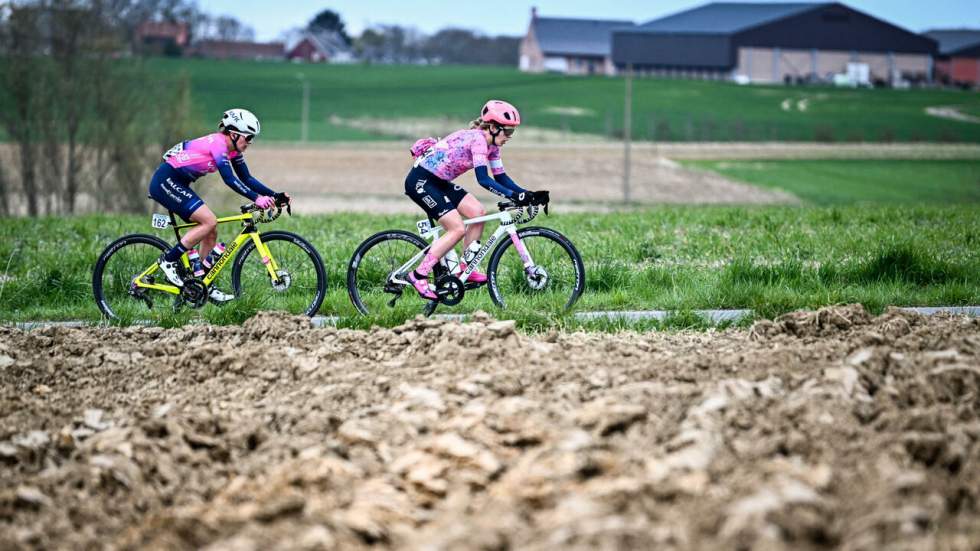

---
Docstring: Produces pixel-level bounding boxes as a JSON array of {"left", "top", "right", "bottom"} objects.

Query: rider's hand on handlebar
[
  {"left": 530, "top": 190, "right": 550, "bottom": 206},
  {"left": 274, "top": 192, "right": 292, "bottom": 215},
  {"left": 255, "top": 195, "right": 275, "bottom": 210}
]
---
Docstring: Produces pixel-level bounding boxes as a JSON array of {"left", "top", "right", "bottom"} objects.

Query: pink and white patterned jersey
[
  {"left": 163, "top": 132, "right": 241, "bottom": 181},
  {"left": 416, "top": 129, "right": 505, "bottom": 182}
]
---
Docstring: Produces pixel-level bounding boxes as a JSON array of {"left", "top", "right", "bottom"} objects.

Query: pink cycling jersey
[
  {"left": 417, "top": 129, "right": 505, "bottom": 181},
  {"left": 163, "top": 132, "right": 240, "bottom": 181}
]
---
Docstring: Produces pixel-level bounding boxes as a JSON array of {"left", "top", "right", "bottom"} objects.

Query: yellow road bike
[{"left": 93, "top": 201, "right": 326, "bottom": 321}]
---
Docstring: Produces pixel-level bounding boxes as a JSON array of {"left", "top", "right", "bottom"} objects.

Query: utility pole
[
  {"left": 623, "top": 63, "right": 633, "bottom": 204},
  {"left": 297, "top": 73, "right": 310, "bottom": 143}
]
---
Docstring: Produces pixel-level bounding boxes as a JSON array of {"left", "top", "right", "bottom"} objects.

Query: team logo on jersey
[{"left": 423, "top": 196, "right": 437, "bottom": 208}]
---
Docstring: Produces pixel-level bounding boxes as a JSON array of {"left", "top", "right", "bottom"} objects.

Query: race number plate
[
  {"left": 151, "top": 214, "right": 170, "bottom": 229},
  {"left": 416, "top": 219, "right": 432, "bottom": 235}
]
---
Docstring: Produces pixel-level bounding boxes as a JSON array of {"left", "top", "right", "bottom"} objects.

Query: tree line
[{"left": 0, "top": 0, "right": 197, "bottom": 216}]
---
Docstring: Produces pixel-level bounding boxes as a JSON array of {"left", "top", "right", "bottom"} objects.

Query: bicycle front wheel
[
  {"left": 486, "top": 227, "right": 585, "bottom": 310},
  {"left": 231, "top": 231, "right": 327, "bottom": 317},
  {"left": 92, "top": 233, "right": 170, "bottom": 321},
  {"left": 347, "top": 230, "right": 427, "bottom": 315}
]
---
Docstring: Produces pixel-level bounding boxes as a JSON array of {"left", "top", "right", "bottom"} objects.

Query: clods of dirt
[{"left": 1, "top": 306, "right": 978, "bottom": 550}]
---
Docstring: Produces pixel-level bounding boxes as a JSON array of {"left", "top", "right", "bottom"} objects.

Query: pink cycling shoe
[
  {"left": 407, "top": 271, "right": 437, "bottom": 300},
  {"left": 459, "top": 262, "right": 487, "bottom": 284}
]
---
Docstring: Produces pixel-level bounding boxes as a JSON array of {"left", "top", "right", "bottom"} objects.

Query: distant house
[
  {"left": 189, "top": 40, "right": 285, "bottom": 61},
  {"left": 287, "top": 30, "right": 354, "bottom": 63},
  {"left": 135, "top": 21, "right": 188, "bottom": 55},
  {"left": 612, "top": 2, "right": 937, "bottom": 85},
  {"left": 520, "top": 8, "right": 633, "bottom": 75},
  {"left": 925, "top": 29, "right": 980, "bottom": 87}
]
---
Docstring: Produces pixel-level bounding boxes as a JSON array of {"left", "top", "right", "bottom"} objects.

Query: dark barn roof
[
  {"left": 532, "top": 17, "right": 634, "bottom": 57},
  {"left": 924, "top": 29, "right": 980, "bottom": 56},
  {"left": 637, "top": 2, "right": 821, "bottom": 34},
  {"left": 613, "top": 2, "right": 937, "bottom": 69}
]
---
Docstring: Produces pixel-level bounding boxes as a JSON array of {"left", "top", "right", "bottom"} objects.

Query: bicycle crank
[
  {"left": 180, "top": 278, "right": 209, "bottom": 308},
  {"left": 434, "top": 274, "right": 465, "bottom": 306}
]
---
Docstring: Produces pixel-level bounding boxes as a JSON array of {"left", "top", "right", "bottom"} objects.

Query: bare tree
[{"left": 0, "top": 0, "right": 196, "bottom": 216}]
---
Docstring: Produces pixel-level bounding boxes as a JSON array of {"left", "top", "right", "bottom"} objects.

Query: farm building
[
  {"left": 611, "top": 2, "right": 937, "bottom": 85},
  {"left": 520, "top": 8, "right": 633, "bottom": 75},
  {"left": 925, "top": 29, "right": 980, "bottom": 88},
  {"left": 188, "top": 40, "right": 284, "bottom": 61},
  {"left": 287, "top": 30, "right": 354, "bottom": 63}
]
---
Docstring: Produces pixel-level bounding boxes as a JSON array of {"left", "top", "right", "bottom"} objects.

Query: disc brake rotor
[
  {"left": 272, "top": 270, "right": 291, "bottom": 292},
  {"left": 526, "top": 266, "right": 549, "bottom": 290}
]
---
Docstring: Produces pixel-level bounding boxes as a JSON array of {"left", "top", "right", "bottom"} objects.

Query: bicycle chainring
[
  {"left": 434, "top": 274, "right": 465, "bottom": 306},
  {"left": 180, "top": 278, "right": 209, "bottom": 308}
]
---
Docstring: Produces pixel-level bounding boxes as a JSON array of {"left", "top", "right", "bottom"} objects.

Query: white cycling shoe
[
  {"left": 209, "top": 288, "right": 235, "bottom": 303},
  {"left": 157, "top": 257, "right": 184, "bottom": 287}
]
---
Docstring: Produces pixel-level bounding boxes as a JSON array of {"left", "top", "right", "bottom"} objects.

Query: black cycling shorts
[
  {"left": 148, "top": 162, "right": 204, "bottom": 221},
  {"left": 404, "top": 165, "right": 469, "bottom": 220}
]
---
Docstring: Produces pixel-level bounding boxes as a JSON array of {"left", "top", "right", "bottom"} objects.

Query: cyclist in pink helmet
[{"left": 404, "top": 99, "right": 549, "bottom": 300}]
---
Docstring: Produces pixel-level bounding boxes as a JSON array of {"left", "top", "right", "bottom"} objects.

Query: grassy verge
[
  {"left": 1, "top": 205, "right": 977, "bottom": 329},
  {"left": 686, "top": 159, "right": 980, "bottom": 205}
]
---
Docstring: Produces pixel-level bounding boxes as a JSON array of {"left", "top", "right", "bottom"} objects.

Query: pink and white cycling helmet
[{"left": 480, "top": 100, "right": 521, "bottom": 127}]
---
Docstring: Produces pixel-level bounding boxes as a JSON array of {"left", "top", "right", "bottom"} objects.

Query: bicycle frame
[
  {"left": 132, "top": 210, "right": 282, "bottom": 296},
  {"left": 393, "top": 208, "right": 537, "bottom": 285}
]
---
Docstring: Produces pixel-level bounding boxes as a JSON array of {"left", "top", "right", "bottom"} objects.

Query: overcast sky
[{"left": 199, "top": 0, "right": 980, "bottom": 41}]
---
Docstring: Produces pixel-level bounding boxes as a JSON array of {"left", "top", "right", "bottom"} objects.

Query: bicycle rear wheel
[
  {"left": 347, "top": 230, "right": 428, "bottom": 315},
  {"left": 486, "top": 227, "right": 585, "bottom": 310},
  {"left": 92, "top": 234, "right": 170, "bottom": 321},
  {"left": 231, "top": 231, "right": 327, "bottom": 317}
]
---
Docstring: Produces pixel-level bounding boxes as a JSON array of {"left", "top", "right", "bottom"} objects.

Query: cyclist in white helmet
[{"left": 148, "top": 108, "right": 289, "bottom": 300}]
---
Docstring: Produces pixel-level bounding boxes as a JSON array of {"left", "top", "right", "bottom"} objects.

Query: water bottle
[
  {"left": 443, "top": 248, "right": 461, "bottom": 274},
  {"left": 202, "top": 242, "right": 226, "bottom": 269},
  {"left": 462, "top": 241, "right": 481, "bottom": 265},
  {"left": 187, "top": 249, "right": 205, "bottom": 278}
]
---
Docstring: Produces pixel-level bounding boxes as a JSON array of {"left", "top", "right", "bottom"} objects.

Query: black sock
[
  {"left": 164, "top": 242, "right": 188, "bottom": 262},
  {"left": 412, "top": 270, "right": 426, "bottom": 280}
]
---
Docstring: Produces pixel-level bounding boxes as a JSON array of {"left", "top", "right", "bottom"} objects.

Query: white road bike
[{"left": 346, "top": 199, "right": 585, "bottom": 316}]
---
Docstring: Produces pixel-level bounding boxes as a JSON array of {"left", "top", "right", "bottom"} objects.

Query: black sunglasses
[
  {"left": 232, "top": 131, "right": 255, "bottom": 143},
  {"left": 501, "top": 126, "right": 516, "bottom": 137}
]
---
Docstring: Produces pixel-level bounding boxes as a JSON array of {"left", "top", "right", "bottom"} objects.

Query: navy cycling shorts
[
  {"left": 404, "top": 165, "right": 469, "bottom": 220},
  {"left": 148, "top": 162, "right": 204, "bottom": 221}
]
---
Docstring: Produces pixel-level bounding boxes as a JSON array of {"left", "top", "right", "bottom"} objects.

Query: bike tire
[
  {"left": 230, "top": 231, "right": 327, "bottom": 317},
  {"left": 347, "top": 230, "right": 428, "bottom": 315},
  {"left": 485, "top": 226, "right": 585, "bottom": 310},
  {"left": 92, "top": 233, "right": 170, "bottom": 321}
]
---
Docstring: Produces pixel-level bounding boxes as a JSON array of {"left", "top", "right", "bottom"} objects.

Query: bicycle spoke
[
  {"left": 348, "top": 231, "right": 426, "bottom": 315},
  {"left": 489, "top": 231, "right": 584, "bottom": 311},
  {"left": 234, "top": 234, "right": 325, "bottom": 316},
  {"left": 94, "top": 237, "right": 167, "bottom": 322}
]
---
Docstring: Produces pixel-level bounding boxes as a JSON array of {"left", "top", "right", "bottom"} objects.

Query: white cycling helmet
[{"left": 219, "top": 108, "right": 261, "bottom": 136}]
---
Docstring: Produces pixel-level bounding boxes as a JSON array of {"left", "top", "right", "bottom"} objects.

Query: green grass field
[
  {"left": 1, "top": 205, "right": 976, "bottom": 329},
  {"left": 143, "top": 58, "right": 980, "bottom": 143},
  {"left": 687, "top": 160, "right": 980, "bottom": 205}
]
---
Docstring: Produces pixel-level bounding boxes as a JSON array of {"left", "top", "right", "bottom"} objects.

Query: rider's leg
[
  {"left": 185, "top": 205, "right": 218, "bottom": 259},
  {"left": 456, "top": 194, "right": 485, "bottom": 249},
  {"left": 407, "top": 210, "right": 463, "bottom": 299},
  {"left": 454, "top": 194, "right": 488, "bottom": 283}
]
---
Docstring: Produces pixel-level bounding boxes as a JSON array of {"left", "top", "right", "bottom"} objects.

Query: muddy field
[
  {"left": 2, "top": 305, "right": 979, "bottom": 550},
  {"left": 4, "top": 142, "right": 980, "bottom": 214}
]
